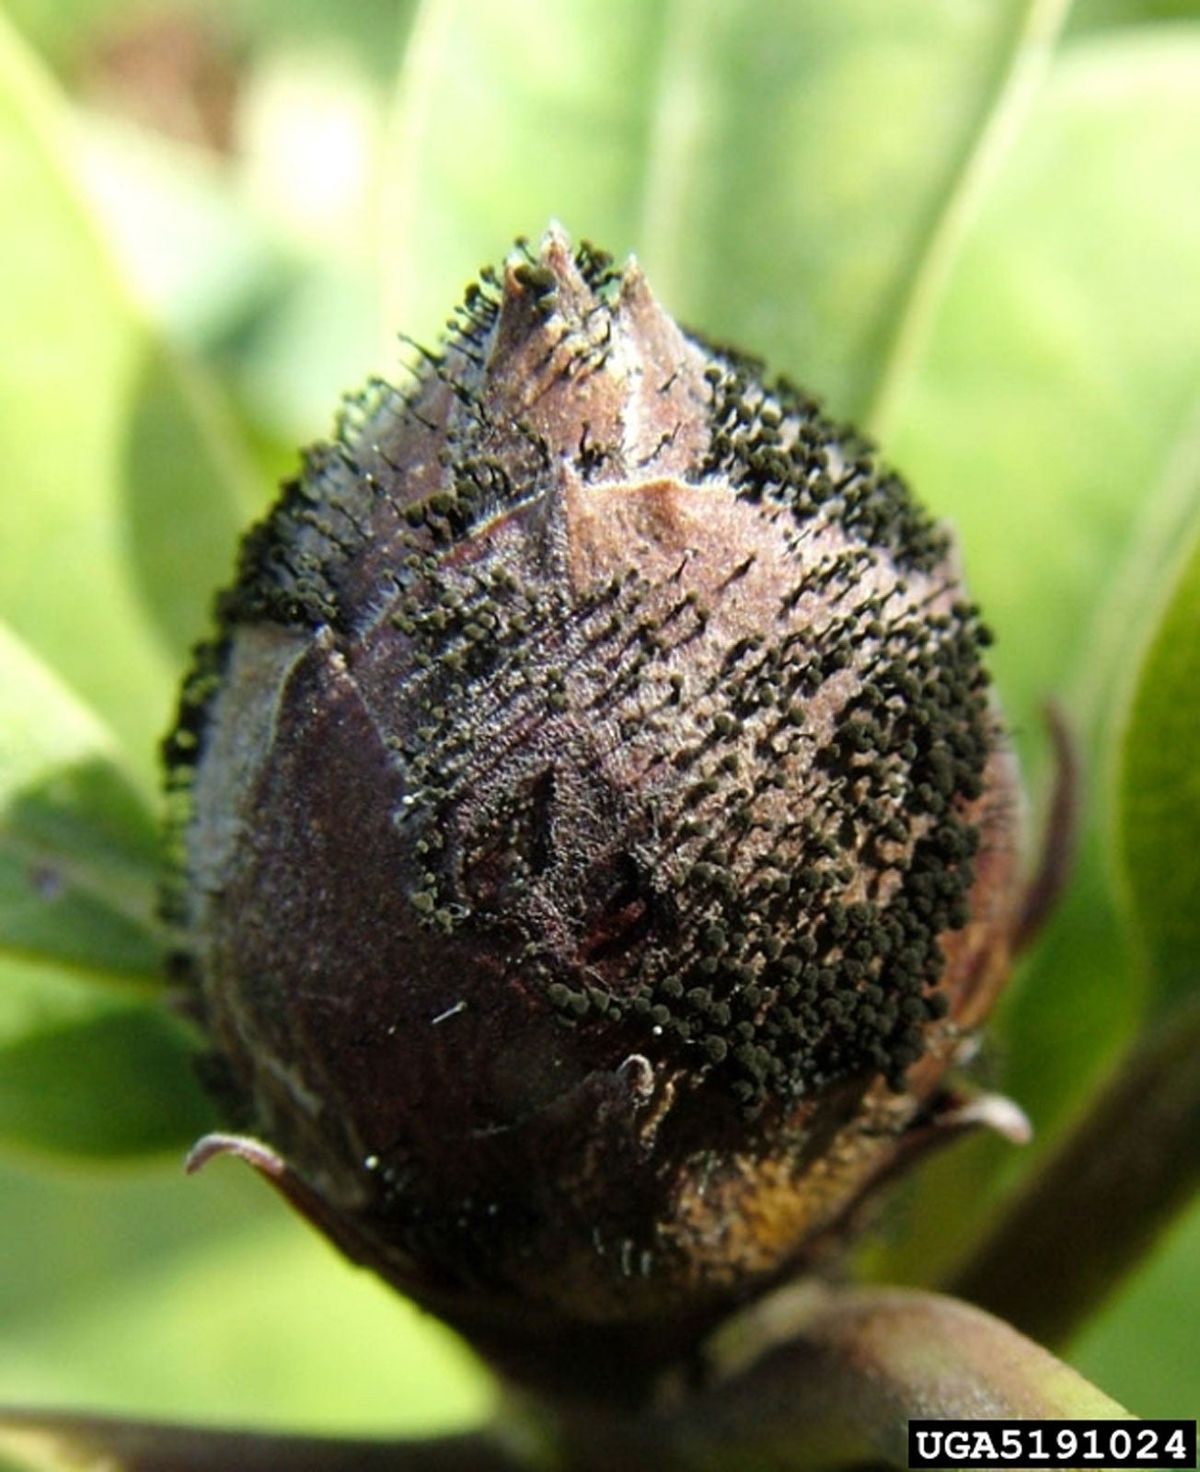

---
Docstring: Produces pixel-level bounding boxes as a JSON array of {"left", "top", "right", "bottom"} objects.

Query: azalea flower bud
[{"left": 165, "top": 226, "right": 1020, "bottom": 1397}]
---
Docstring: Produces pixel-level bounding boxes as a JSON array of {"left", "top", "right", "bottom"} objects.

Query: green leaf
[
  {"left": 636, "top": 0, "right": 1069, "bottom": 432},
  {"left": 1074, "top": 1193, "right": 1200, "bottom": 1418},
  {"left": 232, "top": 0, "right": 417, "bottom": 81},
  {"left": 0, "top": 620, "right": 163, "bottom": 982},
  {"left": 381, "top": 0, "right": 1058, "bottom": 426},
  {"left": 889, "top": 27, "right": 1200, "bottom": 1129},
  {"left": 894, "top": 31, "right": 1200, "bottom": 751},
  {"left": 0, "top": 0, "right": 126, "bottom": 70},
  {"left": 76, "top": 116, "right": 280, "bottom": 349},
  {"left": 232, "top": 258, "right": 384, "bottom": 447},
  {"left": 4, "top": 0, "right": 415, "bottom": 85},
  {"left": 381, "top": 0, "right": 670, "bottom": 346},
  {"left": 0, "top": 9, "right": 252, "bottom": 788},
  {"left": 866, "top": 29, "right": 1200, "bottom": 1293},
  {"left": 1114, "top": 502, "right": 1200, "bottom": 1010},
  {"left": 1, "top": 1208, "right": 493, "bottom": 1433},
  {"left": 0, "top": 618, "right": 201, "bottom": 1164},
  {"left": 0, "top": 954, "right": 215, "bottom": 1159},
  {"left": 1069, "top": 0, "right": 1200, "bottom": 29}
]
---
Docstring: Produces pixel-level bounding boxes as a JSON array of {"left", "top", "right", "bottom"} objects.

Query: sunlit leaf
[
  {"left": 1069, "top": 0, "right": 1200, "bottom": 28},
  {"left": 1, "top": 0, "right": 126, "bottom": 70},
  {"left": 1075, "top": 1194, "right": 1200, "bottom": 1419},
  {"left": 0, "top": 954, "right": 214, "bottom": 1159},
  {"left": 234, "top": 0, "right": 415, "bottom": 80},
  {"left": 0, "top": 1149, "right": 275, "bottom": 1328},
  {"left": 637, "top": 0, "right": 1070, "bottom": 433},
  {"left": 1115, "top": 501, "right": 1200, "bottom": 1011},
  {"left": 77, "top": 114, "right": 280, "bottom": 350},
  {"left": 863, "top": 29, "right": 1200, "bottom": 1312},
  {"left": 381, "top": 0, "right": 669, "bottom": 347},
  {"left": 381, "top": 0, "right": 1059, "bottom": 428},
  {"left": 890, "top": 28, "right": 1200, "bottom": 1133},
  {"left": 0, "top": 9, "right": 251, "bottom": 786},
  {"left": 232, "top": 258, "right": 383, "bottom": 446},
  {"left": 0, "top": 620, "right": 162, "bottom": 982},
  {"left": 1, "top": 1212, "right": 493, "bottom": 1433},
  {"left": 4, "top": 0, "right": 414, "bottom": 87}
]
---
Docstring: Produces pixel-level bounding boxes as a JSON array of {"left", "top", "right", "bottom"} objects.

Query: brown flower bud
[{"left": 165, "top": 226, "right": 1020, "bottom": 1399}]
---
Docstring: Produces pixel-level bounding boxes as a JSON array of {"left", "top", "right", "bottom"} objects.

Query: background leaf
[
  {"left": 866, "top": 25, "right": 1200, "bottom": 1317},
  {"left": 0, "top": 1159, "right": 492, "bottom": 1434},
  {"left": 381, "top": 0, "right": 1052, "bottom": 426},
  {"left": 893, "top": 26, "right": 1200, "bottom": 1130},
  {"left": 0, "top": 620, "right": 162, "bottom": 982},
  {"left": 1069, "top": 0, "right": 1200, "bottom": 28},
  {"left": 3, "top": 0, "right": 416, "bottom": 82},
  {"left": 1073, "top": 1204, "right": 1200, "bottom": 1417},
  {"left": 1114, "top": 505, "right": 1200, "bottom": 1009},
  {"left": 0, "top": 955, "right": 214, "bottom": 1158},
  {"left": 0, "top": 7, "right": 253, "bottom": 789}
]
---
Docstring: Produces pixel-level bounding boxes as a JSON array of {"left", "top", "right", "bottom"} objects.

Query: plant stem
[
  {"left": 0, "top": 1412, "right": 536, "bottom": 1472},
  {"left": 552, "top": 1284, "right": 1131, "bottom": 1471},
  {"left": 2, "top": 1285, "right": 1132, "bottom": 1472},
  {"left": 949, "top": 1000, "right": 1200, "bottom": 1348}
]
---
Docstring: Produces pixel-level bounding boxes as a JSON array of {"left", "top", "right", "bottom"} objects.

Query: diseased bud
[{"left": 165, "top": 226, "right": 1021, "bottom": 1399}]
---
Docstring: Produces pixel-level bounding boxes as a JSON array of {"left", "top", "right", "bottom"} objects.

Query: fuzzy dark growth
[{"left": 166, "top": 228, "right": 1018, "bottom": 1374}]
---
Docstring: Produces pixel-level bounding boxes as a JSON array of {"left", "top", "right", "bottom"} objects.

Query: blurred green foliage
[
  {"left": 1116, "top": 513, "right": 1200, "bottom": 1012},
  {"left": 1, "top": 0, "right": 1198, "bottom": 1444}
]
